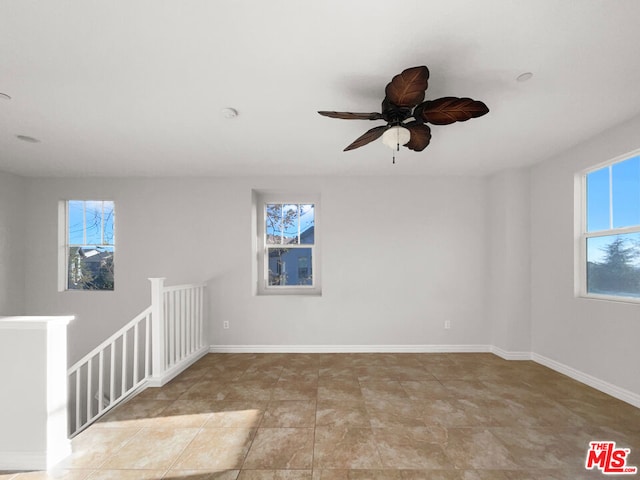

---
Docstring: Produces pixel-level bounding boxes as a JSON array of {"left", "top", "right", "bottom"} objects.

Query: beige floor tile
[
  {"left": 422, "top": 398, "right": 498, "bottom": 427},
  {"left": 372, "top": 425, "right": 448, "bottom": 444},
  {"left": 137, "top": 378, "right": 202, "bottom": 401},
  {"left": 490, "top": 427, "right": 570, "bottom": 469},
  {"left": 59, "top": 427, "right": 140, "bottom": 468},
  {"left": 242, "top": 428, "right": 314, "bottom": 469},
  {"left": 270, "top": 380, "right": 317, "bottom": 401},
  {"left": 164, "top": 471, "right": 239, "bottom": 480},
  {"left": 177, "top": 380, "right": 230, "bottom": 402},
  {"left": 149, "top": 399, "right": 216, "bottom": 428},
  {"left": 365, "top": 398, "right": 427, "bottom": 428},
  {"left": 315, "top": 400, "right": 370, "bottom": 428},
  {"left": 236, "top": 470, "right": 311, "bottom": 479},
  {"left": 359, "top": 381, "right": 410, "bottom": 401},
  {"left": 480, "top": 397, "right": 587, "bottom": 428},
  {"left": 100, "top": 428, "right": 199, "bottom": 470},
  {"left": 387, "top": 366, "right": 437, "bottom": 381},
  {"left": 0, "top": 473, "right": 19, "bottom": 480},
  {"left": 237, "top": 368, "right": 282, "bottom": 384},
  {"left": 372, "top": 427, "right": 451, "bottom": 469},
  {"left": 317, "top": 368, "right": 357, "bottom": 381},
  {"left": 260, "top": 401, "right": 316, "bottom": 427},
  {"left": 13, "top": 471, "right": 93, "bottom": 480},
  {"left": 171, "top": 428, "right": 255, "bottom": 470},
  {"left": 95, "top": 397, "right": 173, "bottom": 429},
  {"left": 202, "top": 402, "right": 265, "bottom": 429},
  {"left": 399, "top": 472, "right": 481, "bottom": 480},
  {"left": 87, "top": 470, "right": 167, "bottom": 479},
  {"left": 440, "top": 380, "right": 499, "bottom": 400},
  {"left": 399, "top": 380, "right": 451, "bottom": 400},
  {"left": 317, "top": 381, "right": 363, "bottom": 403},
  {"left": 224, "top": 384, "right": 274, "bottom": 401},
  {"left": 444, "top": 428, "right": 518, "bottom": 469},
  {"left": 311, "top": 471, "right": 402, "bottom": 480},
  {"left": 278, "top": 370, "right": 319, "bottom": 381},
  {"left": 313, "top": 426, "right": 382, "bottom": 469}
]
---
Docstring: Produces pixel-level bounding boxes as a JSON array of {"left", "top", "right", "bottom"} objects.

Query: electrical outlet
[
  {"left": 444, "top": 320, "right": 451, "bottom": 330},
  {"left": 223, "top": 321, "right": 229, "bottom": 329}
]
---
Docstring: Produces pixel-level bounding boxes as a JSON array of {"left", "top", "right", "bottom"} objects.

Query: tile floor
[{"left": 2, "top": 353, "right": 639, "bottom": 479}]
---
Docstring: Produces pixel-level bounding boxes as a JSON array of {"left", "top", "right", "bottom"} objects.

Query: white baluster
[
  {"left": 86, "top": 358, "right": 92, "bottom": 421},
  {"left": 121, "top": 331, "right": 127, "bottom": 395},
  {"left": 133, "top": 322, "right": 140, "bottom": 384},
  {"left": 98, "top": 350, "right": 104, "bottom": 412},
  {"left": 144, "top": 313, "right": 151, "bottom": 378}
]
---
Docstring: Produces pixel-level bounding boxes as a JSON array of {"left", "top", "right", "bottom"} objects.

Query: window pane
[
  {"left": 265, "top": 203, "right": 312, "bottom": 245},
  {"left": 69, "top": 200, "right": 115, "bottom": 246},
  {"left": 586, "top": 167, "right": 610, "bottom": 232},
  {"left": 612, "top": 155, "right": 640, "bottom": 229},
  {"left": 265, "top": 204, "right": 284, "bottom": 244},
  {"left": 68, "top": 246, "right": 115, "bottom": 290},
  {"left": 103, "top": 201, "right": 115, "bottom": 244},
  {"left": 587, "top": 233, "right": 640, "bottom": 298},
  {"left": 299, "top": 204, "right": 315, "bottom": 245},
  {"left": 282, "top": 204, "right": 300, "bottom": 245},
  {"left": 267, "top": 247, "right": 313, "bottom": 286},
  {"left": 68, "top": 201, "right": 85, "bottom": 244}
]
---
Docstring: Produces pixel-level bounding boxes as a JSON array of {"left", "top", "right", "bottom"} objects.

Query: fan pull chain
[{"left": 392, "top": 129, "right": 400, "bottom": 164}]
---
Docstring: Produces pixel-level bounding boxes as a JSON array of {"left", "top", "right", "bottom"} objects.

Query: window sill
[
  {"left": 578, "top": 293, "right": 640, "bottom": 305},
  {"left": 257, "top": 288, "right": 322, "bottom": 297}
]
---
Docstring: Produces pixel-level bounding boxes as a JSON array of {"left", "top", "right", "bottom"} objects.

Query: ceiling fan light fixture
[{"left": 382, "top": 126, "right": 410, "bottom": 149}]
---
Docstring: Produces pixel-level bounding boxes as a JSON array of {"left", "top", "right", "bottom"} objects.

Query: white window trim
[
  {"left": 58, "top": 199, "right": 116, "bottom": 293},
  {"left": 252, "top": 191, "right": 321, "bottom": 296},
  {"left": 576, "top": 148, "right": 640, "bottom": 304}
]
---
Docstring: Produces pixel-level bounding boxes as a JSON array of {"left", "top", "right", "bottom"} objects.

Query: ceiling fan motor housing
[{"left": 381, "top": 98, "right": 413, "bottom": 124}]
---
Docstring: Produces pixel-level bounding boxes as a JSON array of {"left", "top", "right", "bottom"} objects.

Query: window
[
  {"left": 581, "top": 153, "right": 640, "bottom": 301},
  {"left": 254, "top": 192, "right": 320, "bottom": 295},
  {"left": 63, "top": 200, "right": 115, "bottom": 291}
]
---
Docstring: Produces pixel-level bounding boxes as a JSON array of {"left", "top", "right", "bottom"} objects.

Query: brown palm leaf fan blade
[
  {"left": 318, "top": 111, "right": 384, "bottom": 120},
  {"left": 414, "top": 97, "right": 489, "bottom": 125},
  {"left": 344, "top": 125, "right": 388, "bottom": 151},
  {"left": 384, "top": 66, "right": 429, "bottom": 108},
  {"left": 404, "top": 122, "right": 431, "bottom": 152},
  {"left": 318, "top": 65, "right": 489, "bottom": 154}
]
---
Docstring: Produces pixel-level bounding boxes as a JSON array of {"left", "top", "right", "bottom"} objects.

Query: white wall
[
  {"left": 487, "top": 168, "right": 531, "bottom": 356},
  {"left": 0, "top": 170, "right": 25, "bottom": 315},
  {"left": 530, "top": 113, "right": 640, "bottom": 398},
  {"left": 22, "top": 175, "right": 489, "bottom": 363}
]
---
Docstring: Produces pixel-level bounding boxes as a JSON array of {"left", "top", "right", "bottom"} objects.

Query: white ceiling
[{"left": 2, "top": 0, "right": 640, "bottom": 177}]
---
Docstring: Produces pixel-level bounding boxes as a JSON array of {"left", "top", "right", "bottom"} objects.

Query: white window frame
[
  {"left": 253, "top": 191, "right": 321, "bottom": 296},
  {"left": 577, "top": 148, "right": 640, "bottom": 304},
  {"left": 58, "top": 199, "right": 115, "bottom": 292}
]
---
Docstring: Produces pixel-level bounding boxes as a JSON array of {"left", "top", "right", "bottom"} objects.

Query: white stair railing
[
  {"left": 67, "top": 307, "right": 152, "bottom": 436},
  {"left": 67, "top": 278, "right": 207, "bottom": 437}
]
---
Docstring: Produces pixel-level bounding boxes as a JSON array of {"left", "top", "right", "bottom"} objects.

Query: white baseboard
[
  {"left": 532, "top": 353, "right": 640, "bottom": 409},
  {"left": 0, "top": 442, "right": 70, "bottom": 470},
  {"left": 209, "top": 344, "right": 492, "bottom": 353},
  {"left": 490, "top": 345, "right": 533, "bottom": 361}
]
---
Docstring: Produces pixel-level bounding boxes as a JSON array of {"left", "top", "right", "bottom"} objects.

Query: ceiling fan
[{"left": 318, "top": 66, "right": 489, "bottom": 154}]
